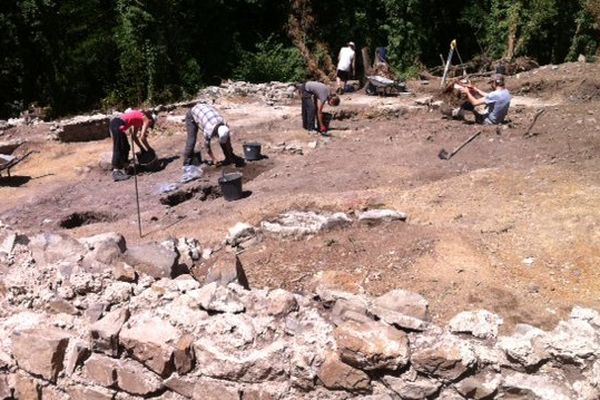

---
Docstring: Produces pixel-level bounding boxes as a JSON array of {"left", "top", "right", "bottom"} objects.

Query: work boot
[{"left": 112, "top": 169, "right": 130, "bottom": 182}]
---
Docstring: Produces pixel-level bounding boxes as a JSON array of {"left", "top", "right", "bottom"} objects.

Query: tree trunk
[
  {"left": 361, "top": 47, "right": 371, "bottom": 77},
  {"left": 287, "top": 0, "right": 334, "bottom": 82}
]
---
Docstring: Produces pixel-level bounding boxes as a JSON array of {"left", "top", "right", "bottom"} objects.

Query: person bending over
[
  {"left": 300, "top": 81, "right": 340, "bottom": 135},
  {"left": 109, "top": 109, "right": 156, "bottom": 182},
  {"left": 183, "top": 103, "right": 244, "bottom": 167}
]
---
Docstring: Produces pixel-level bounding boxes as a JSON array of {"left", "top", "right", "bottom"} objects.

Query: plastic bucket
[
  {"left": 243, "top": 142, "right": 262, "bottom": 161},
  {"left": 218, "top": 172, "right": 243, "bottom": 201},
  {"left": 136, "top": 150, "right": 160, "bottom": 171}
]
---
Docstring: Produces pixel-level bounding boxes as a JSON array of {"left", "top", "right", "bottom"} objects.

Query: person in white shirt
[{"left": 336, "top": 41, "right": 356, "bottom": 94}]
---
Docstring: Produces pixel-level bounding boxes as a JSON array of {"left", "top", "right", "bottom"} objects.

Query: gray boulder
[
  {"left": 124, "top": 243, "right": 178, "bottom": 278},
  {"left": 448, "top": 310, "right": 503, "bottom": 340}
]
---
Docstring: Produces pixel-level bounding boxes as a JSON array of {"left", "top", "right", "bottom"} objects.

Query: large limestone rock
[
  {"left": 330, "top": 298, "right": 372, "bottom": 326},
  {"left": 454, "top": 371, "right": 502, "bottom": 399},
  {"left": 165, "top": 375, "right": 240, "bottom": 400},
  {"left": 497, "top": 324, "right": 549, "bottom": 369},
  {"left": 173, "top": 334, "right": 196, "bottom": 375},
  {"left": 370, "top": 289, "right": 429, "bottom": 331},
  {"left": 382, "top": 375, "right": 441, "bottom": 399},
  {"left": 83, "top": 354, "right": 164, "bottom": 395},
  {"left": 501, "top": 372, "right": 574, "bottom": 400},
  {"left": 66, "top": 386, "right": 115, "bottom": 400},
  {"left": 334, "top": 320, "right": 410, "bottom": 371},
  {"left": 89, "top": 307, "right": 130, "bottom": 356},
  {"left": 317, "top": 352, "right": 371, "bottom": 393},
  {"left": 79, "top": 232, "right": 126, "bottom": 254},
  {"left": 190, "top": 282, "right": 245, "bottom": 314},
  {"left": 448, "top": 310, "right": 503, "bottom": 340},
  {"left": 357, "top": 209, "right": 407, "bottom": 222},
  {"left": 225, "top": 222, "right": 258, "bottom": 248},
  {"left": 13, "top": 372, "right": 41, "bottom": 400},
  {"left": 119, "top": 316, "right": 183, "bottom": 377},
  {"left": 194, "top": 339, "right": 288, "bottom": 383},
  {"left": 116, "top": 359, "right": 164, "bottom": 396},
  {"left": 83, "top": 353, "right": 119, "bottom": 387},
  {"left": 11, "top": 328, "right": 70, "bottom": 382},
  {"left": 0, "top": 374, "right": 11, "bottom": 399},
  {"left": 124, "top": 243, "right": 178, "bottom": 278},
  {"left": 80, "top": 232, "right": 126, "bottom": 267},
  {"left": 544, "top": 316, "right": 600, "bottom": 364},
  {"left": 28, "top": 233, "right": 87, "bottom": 266},
  {"left": 205, "top": 253, "right": 250, "bottom": 289},
  {"left": 261, "top": 211, "right": 352, "bottom": 238},
  {"left": 411, "top": 336, "right": 477, "bottom": 382}
]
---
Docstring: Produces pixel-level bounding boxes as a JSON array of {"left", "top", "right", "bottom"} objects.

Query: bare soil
[{"left": 2, "top": 62, "right": 600, "bottom": 332}]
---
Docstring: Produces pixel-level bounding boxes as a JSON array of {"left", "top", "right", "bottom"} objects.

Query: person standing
[
  {"left": 108, "top": 109, "right": 156, "bottom": 181},
  {"left": 449, "top": 74, "right": 512, "bottom": 125},
  {"left": 183, "top": 103, "right": 244, "bottom": 167},
  {"left": 336, "top": 41, "right": 356, "bottom": 94},
  {"left": 300, "top": 81, "right": 340, "bottom": 135}
]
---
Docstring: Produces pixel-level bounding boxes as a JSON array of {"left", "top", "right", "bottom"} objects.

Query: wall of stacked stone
[{"left": 0, "top": 215, "right": 599, "bottom": 400}]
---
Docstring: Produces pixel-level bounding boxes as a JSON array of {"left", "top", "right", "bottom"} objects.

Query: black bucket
[
  {"left": 243, "top": 142, "right": 262, "bottom": 161},
  {"left": 218, "top": 172, "right": 243, "bottom": 201},
  {"left": 136, "top": 150, "right": 160, "bottom": 171}
]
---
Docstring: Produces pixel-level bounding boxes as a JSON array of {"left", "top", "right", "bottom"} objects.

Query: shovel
[{"left": 438, "top": 130, "right": 482, "bottom": 160}]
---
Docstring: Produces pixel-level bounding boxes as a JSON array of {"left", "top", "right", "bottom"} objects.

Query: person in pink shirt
[{"left": 108, "top": 109, "right": 156, "bottom": 181}]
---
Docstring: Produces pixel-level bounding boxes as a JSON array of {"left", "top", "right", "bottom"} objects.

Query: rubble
[
  {"left": 196, "top": 81, "right": 298, "bottom": 106},
  {"left": 0, "top": 227, "right": 599, "bottom": 399}
]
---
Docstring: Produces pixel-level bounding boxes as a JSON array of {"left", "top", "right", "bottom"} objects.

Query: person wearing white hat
[
  {"left": 336, "top": 41, "right": 356, "bottom": 94},
  {"left": 183, "top": 103, "right": 244, "bottom": 167}
]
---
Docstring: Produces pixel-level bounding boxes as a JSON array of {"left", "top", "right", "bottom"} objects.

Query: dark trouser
[
  {"left": 183, "top": 110, "right": 200, "bottom": 166},
  {"left": 220, "top": 141, "right": 235, "bottom": 161},
  {"left": 301, "top": 84, "right": 317, "bottom": 131},
  {"left": 109, "top": 118, "right": 130, "bottom": 169},
  {"left": 460, "top": 102, "right": 486, "bottom": 124}
]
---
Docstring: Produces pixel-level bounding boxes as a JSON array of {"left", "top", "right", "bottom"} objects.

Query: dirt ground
[{"left": 2, "top": 62, "right": 600, "bottom": 332}]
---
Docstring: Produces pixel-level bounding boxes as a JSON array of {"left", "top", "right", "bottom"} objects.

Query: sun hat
[{"left": 217, "top": 125, "right": 230, "bottom": 144}]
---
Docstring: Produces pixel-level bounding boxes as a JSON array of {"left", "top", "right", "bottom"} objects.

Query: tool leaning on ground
[{"left": 438, "top": 130, "right": 482, "bottom": 160}]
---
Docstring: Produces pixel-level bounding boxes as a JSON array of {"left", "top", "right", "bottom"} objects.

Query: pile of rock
[
  {"left": 1, "top": 219, "right": 599, "bottom": 400},
  {"left": 197, "top": 81, "right": 298, "bottom": 106}
]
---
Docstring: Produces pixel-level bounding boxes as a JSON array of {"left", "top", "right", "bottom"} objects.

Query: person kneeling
[{"left": 449, "top": 74, "right": 512, "bottom": 125}]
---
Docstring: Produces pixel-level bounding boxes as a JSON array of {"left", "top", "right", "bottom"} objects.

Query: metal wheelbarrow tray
[
  {"left": 365, "top": 75, "right": 409, "bottom": 96},
  {"left": 0, "top": 151, "right": 34, "bottom": 178}
]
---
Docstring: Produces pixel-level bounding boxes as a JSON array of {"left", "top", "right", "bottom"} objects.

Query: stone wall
[{"left": 0, "top": 217, "right": 599, "bottom": 400}]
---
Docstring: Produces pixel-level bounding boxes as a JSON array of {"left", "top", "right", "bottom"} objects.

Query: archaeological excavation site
[{"left": 1, "top": 58, "right": 600, "bottom": 399}]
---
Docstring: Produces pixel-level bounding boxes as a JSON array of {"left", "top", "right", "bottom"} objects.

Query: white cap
[
  {"left": 348, "top": 41, "right": 355, "bottom": 48},
  {"left": 217, "top": 125, "right": 230, "bottom": 144}
]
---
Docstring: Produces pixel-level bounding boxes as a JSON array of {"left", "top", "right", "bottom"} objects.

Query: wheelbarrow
[
  {"left": 0, "top": 151, "right": 35, "bottom": 178},
  {"left": 365, "top": 75, "right": 408, "bottom": 96}
]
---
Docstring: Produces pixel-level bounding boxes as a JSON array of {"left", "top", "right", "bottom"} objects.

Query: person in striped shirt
[{"left": 183, "top": 103, "right": 244, "bottom": 167}]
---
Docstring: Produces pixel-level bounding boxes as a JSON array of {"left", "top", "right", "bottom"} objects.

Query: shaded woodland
[{"left": 1, "top": 0, "right": 598, "bottom": 118}]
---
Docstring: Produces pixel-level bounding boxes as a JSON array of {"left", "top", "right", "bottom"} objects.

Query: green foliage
[
  {"left": 380, "top": 0, "right": 425, "bottom": 71},
  {"left": 234, "top": 36, "right": 307, "bottom": 83},
  {"left": 0, "top": 0, "right": 598, "bottom": 118},
  {"left": 567, "top": 0, "right": 600, "bottom": 61}
]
